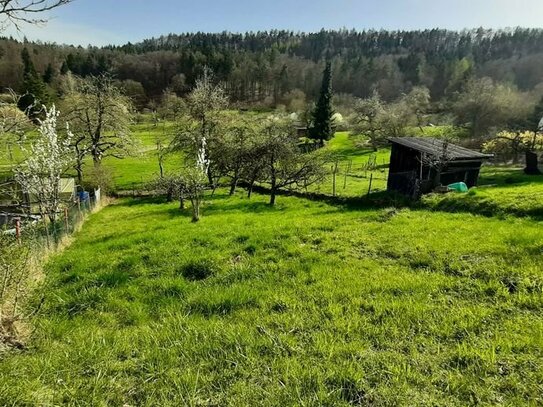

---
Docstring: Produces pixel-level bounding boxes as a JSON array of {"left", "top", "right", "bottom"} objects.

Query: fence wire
[{"left": 2, "top": 195, "right": 101, "bottom": 249}]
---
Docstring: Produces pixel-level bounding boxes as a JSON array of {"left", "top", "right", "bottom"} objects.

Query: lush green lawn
[
  {"left": 1, "top": 188, "right": 542, "bottom": 406},
  {"left": 311, "top": 132, "right": 390, "bottom": 197},
  {"left": 2, "top": 117, "right": 543, "bottom": 405},
  {"left": 101, "top": 151, "right": 181, "bottom": 192},
  {"left": 105, "top": 128, "right": 391, "bottom": 194},
  {"left": 422, "top": 167, "right": 543, "bottom": 220}
]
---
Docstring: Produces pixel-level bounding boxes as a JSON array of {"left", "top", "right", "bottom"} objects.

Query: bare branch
[{"left": 0, "top": 0, "right": 74, "bottom": 32}]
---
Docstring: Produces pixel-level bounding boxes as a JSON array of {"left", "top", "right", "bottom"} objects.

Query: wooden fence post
[
  {"left": 343, "top": 164, "right": 348, "bottom": 190},
  {"left": 64, "top": 207, "right": 69, "bottom": 234},
  {"left": 332, "top": 162, "right": 338, "bottom": 197},
  {"left": 367, "top": 173, "right": 374, "bottom": 197},
  {"left": 43, "top": 215, "right": 50, "bottom": 249},
  {"left": 15, "top": 218, "right": 21, "bottom": 243}
]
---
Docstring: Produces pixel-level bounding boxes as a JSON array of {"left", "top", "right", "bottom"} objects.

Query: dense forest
[{"left": 2, "top": 28, "right": 543, "bottom": 110}]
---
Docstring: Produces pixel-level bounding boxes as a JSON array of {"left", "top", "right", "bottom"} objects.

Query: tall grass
[{"left": 0, "top": 191, "right": 541, "bottom": 405}]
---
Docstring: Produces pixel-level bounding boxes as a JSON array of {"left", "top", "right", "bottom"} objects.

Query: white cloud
[{"left": 2, "top": 18, "right": 127, "bottom": 47}]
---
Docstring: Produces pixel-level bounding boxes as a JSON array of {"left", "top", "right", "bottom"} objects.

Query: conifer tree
[
  {"left": 310, "top": 61, "right": 334, "bottom": 146},
  {"left": 18, "top": 48, "right": 49, "bottom": 118},
  {"left": 43, "top": 63, "right": 55, "bottom": 84}
]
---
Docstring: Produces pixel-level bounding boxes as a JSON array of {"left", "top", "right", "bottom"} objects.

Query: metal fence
[{"left": 1, "top": 190, "right": 102, "bottom": 248}]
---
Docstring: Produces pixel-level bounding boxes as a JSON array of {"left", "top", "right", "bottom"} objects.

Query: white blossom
[{"left": 15, "top": 105, "right": 74, "bottom": 222}]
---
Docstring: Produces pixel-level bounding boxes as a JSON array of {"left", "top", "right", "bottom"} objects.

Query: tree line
[{"left": 2, "top": 28, "right": 543, "bottom": 109}]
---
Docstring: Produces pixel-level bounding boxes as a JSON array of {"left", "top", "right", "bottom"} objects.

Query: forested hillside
[{"left": 2, "top": 28, "right": 543, "bottom": 107}]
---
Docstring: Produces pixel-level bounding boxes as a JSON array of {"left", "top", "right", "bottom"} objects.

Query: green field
[
  {"left": 1, "top": 120, "right": 543, "bottom": 405},
  {"left": 1, "top": 186, "right": 542, "bottom": 405}
]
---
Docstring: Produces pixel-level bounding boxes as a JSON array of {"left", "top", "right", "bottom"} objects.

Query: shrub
[{"left": 83, "top": 166, "right": 115, "bottom": 195}]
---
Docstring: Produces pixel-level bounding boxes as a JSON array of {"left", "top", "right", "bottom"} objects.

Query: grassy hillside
[
  {"left": 0, "top": 189, "right": 542, "bottom": 406},
  {"left": 2, "top": 116, "right": 543, "bottom": 405},
  {"left": 423, "top": 167, "right": 543, "bottom": 220}
]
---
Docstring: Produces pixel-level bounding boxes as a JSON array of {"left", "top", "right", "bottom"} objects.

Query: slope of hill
[{"left": 1, "top": 187, "right": 541, "bottom": 405}]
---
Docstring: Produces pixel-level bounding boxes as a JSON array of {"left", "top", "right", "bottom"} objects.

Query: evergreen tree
[
  {"left": 43, "top": 63, "right": 55, "bottom": 83},
  {"left": 60, "top": 61, "right": 69, "bottom": 75},
  {"left": 18, "top": 48, "right": 49, "bottom": 118},
  {"left": 310, "top": 61, "right": 334, "bottom": 145}
]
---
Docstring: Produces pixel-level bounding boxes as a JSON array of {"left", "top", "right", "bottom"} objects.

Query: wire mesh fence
[
  {"left": 312, "top": 156, "right": 390, "bottom": 198},
  {"left": 1, "top": 192, "right": 102, "bottom": 249}
]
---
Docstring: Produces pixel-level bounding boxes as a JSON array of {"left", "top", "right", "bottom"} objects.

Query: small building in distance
[
  {"left": 0, "top": 178, "right": 76, "bottom": 214},
  {"left": 387, "top": 137, "right": 493, "bottom": 197}
]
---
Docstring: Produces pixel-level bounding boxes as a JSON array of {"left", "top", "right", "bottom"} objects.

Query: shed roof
[{"left": 388, "top": 137, "right": 493, "bottom": 160}]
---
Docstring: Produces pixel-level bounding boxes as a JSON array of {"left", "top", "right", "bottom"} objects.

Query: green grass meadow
[
  {"left": 1, "top": 190, "right": 542, "bottom": 405},
  {"left": 1, "top": 120, "right": 543, "bottom": 405}
]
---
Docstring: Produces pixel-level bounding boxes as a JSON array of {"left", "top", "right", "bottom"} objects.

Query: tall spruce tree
[
  {"left": 18, "top": 48, "right": 49, "bottom": 118},
  {"left": 310, "top": 61, "right": 334, "bottom": 145}
]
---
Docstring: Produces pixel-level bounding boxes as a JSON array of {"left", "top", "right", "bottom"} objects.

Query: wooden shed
[
  {"left": 387, "top": 137, "right": 493, "bottom": 196},
  {"left": 0, "top": 178, "right": 76, "bottom": 214}
]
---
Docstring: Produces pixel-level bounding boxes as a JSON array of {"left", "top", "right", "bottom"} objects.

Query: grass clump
[{"left": 178, "top": 258, "right": 218, "bottom": 281}]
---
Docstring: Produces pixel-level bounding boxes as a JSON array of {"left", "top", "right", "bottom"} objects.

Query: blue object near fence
[
  {"left": 448, "top": 182, "right": 469, "bottom": 193},
  {"left": 78, "top": 191, "right": 90, "bottom": 202}
]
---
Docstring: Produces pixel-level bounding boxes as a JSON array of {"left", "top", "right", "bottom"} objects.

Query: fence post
[
  {"left": 343, "top": 164, "right": 348, "bottom": 190},
  {"left": 15, "top": 217, "right": 21, "bottom": 243},
  {"left": 332, "top": 162, "right": 338, "bottom": 197},
  {"left": 367, "top": 173, "right": 374, "bottom": 197},
  {"left": 64, "top": 207, "right": 69, "bottom": 234},
  {"left": 43, "top": 215, "right": 50, "bottom": 249}
]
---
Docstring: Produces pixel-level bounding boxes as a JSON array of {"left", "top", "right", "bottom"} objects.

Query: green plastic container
[{"left": 448, "top": 182, "right": 469, "bottom": 193}]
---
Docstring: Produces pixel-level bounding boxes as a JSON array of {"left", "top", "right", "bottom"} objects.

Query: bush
[
  {"left": 179, "top": 259, "right": 218, "bottom": 281},
  {"left": 83, "top": 166, "right": 115, "bottom": 195}
]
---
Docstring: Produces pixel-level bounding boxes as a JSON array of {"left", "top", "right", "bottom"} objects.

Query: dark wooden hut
[{"left": 387, "top": 137, "right": 493, "bottom": 196}]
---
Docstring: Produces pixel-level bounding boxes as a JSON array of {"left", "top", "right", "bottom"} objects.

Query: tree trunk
[
  {"left": 269, "top": 188, "right": 277, "bottom": 205},
  {"left": 524, "top": 151, "right": 541, "bottom": 175},
  {"left": 75, "top": 164, "right": 83, "bottom": 187},
  {"left": 159, "top": 159, "right": 164, "bottom": 179},
  {"left": 229, "top": 177, "right": 238, "bottom": 196},
  {"left": 191, "top": 198, "right": 200, "bottom": 222},
  {"left": 269, "top": 164, "right": 277, "bottom": 205},
  {"left": 207, "top": 168, "right": 214, "bottom": 187}
]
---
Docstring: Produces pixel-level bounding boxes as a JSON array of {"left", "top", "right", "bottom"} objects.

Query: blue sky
[{"left": 5, "top": 0, "right": 543, "bottom": 46}]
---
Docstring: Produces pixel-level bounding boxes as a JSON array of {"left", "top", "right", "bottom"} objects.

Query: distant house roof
[{"left": 388, "top": 137, "right": 493, "bottom": 160}]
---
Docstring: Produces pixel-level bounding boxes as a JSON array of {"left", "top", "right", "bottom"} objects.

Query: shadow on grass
[
  {"left": 113, "top": 176, "right": 543, "bottom": 222},
  {"left": 114, "top": 196, "right": 167, "bottom": 206},
  {"left": 248, "top": 184, "right": 543, "bottom": 221},
  {"left": 204, "top": 199, "right": 278, "bottom": 214},
  {"left": 422, "top": 193, "right": 543, "bottom": 220},
  {"left": 246, "top": 184, "right": 412, "bottom": 212},
  {"left": 479, "top": 167, "right": 543, "bottom": 187}
]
